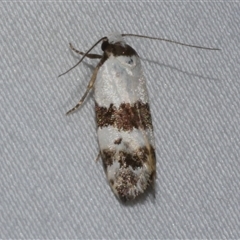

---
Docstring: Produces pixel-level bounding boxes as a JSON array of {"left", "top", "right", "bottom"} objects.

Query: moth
[{"left": 59, "top": 33, "right": 219, "bottom": 201}]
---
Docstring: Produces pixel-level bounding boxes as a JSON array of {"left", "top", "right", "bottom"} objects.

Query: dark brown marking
[
  {"left": 101, "top": 150, "right": 115, "bottom": 171},
  {"left": 101, "top": 145, "right": 155, "bottom": 170},
  {"left": 102, "top": 41, "right": 137, "bottom": 57},
  {"left": 119, "top": 150, "right": 143, "bottom": 169},
  {"left": 109, "top": 179, "right": 114, "bottom": 186},
  {"left": 95, "top": 101, "right": 153, "bottom": 131},
  {"left": 114, "top": 138, "right": 122, "bottom": 145}
]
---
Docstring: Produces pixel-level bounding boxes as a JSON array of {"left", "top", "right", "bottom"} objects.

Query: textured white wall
[{"left": 1, "top": 1, "right": 240, "bottom": 239}]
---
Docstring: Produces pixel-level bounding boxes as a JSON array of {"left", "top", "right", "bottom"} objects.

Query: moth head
[{"left": 101, "top": 34, "right": 137, "bottom": 58}]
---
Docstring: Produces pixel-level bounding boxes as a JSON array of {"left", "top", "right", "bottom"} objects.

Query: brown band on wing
[
  {"left": 95, "top": 101, "right": 153, "bottom": 131},
  {"left": 101, "top": 145, "right": 155, "bottom": 171}
]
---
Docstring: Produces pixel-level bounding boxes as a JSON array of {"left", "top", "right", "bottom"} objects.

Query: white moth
[{"left": 59, "top": 32, "right": 219, "bottom": 201}]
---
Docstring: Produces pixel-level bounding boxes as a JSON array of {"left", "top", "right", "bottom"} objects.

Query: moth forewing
[{"left": 60, "top": 32, "right": 219, "bottom": 201}]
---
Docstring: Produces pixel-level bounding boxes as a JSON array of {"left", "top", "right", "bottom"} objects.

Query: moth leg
[
  {"left": 66, "top": 63, "right": 101, "bottom": 115},
  {"left": 95, "top": 152, "right": 101, "bottom": 162},
  {"left": 69, "top": 43, "right": 102, "bottom": 59}
]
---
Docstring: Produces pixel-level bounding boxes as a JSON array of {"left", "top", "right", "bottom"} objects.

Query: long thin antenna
[
  {"left": 58, "top": 36, "right": 107, "bottom": 77},
  {"left": 122, "top": 33, "right": 220, "bottom": 51}
]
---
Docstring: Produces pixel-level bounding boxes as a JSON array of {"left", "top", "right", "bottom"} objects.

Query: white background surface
[{"left": 1, "top": 1, "right": 240, "bottom": 239}]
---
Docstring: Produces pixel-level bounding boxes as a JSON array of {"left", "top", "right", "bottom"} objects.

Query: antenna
[
  {"left": 59, "top": 33, "right": 220, "bottom": 77},
  {"left": 58, "top": 36, "right": 107, "bottom": 78},
  {"left": 122, "top": 33, "right": 220, "bottom": 51}
]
